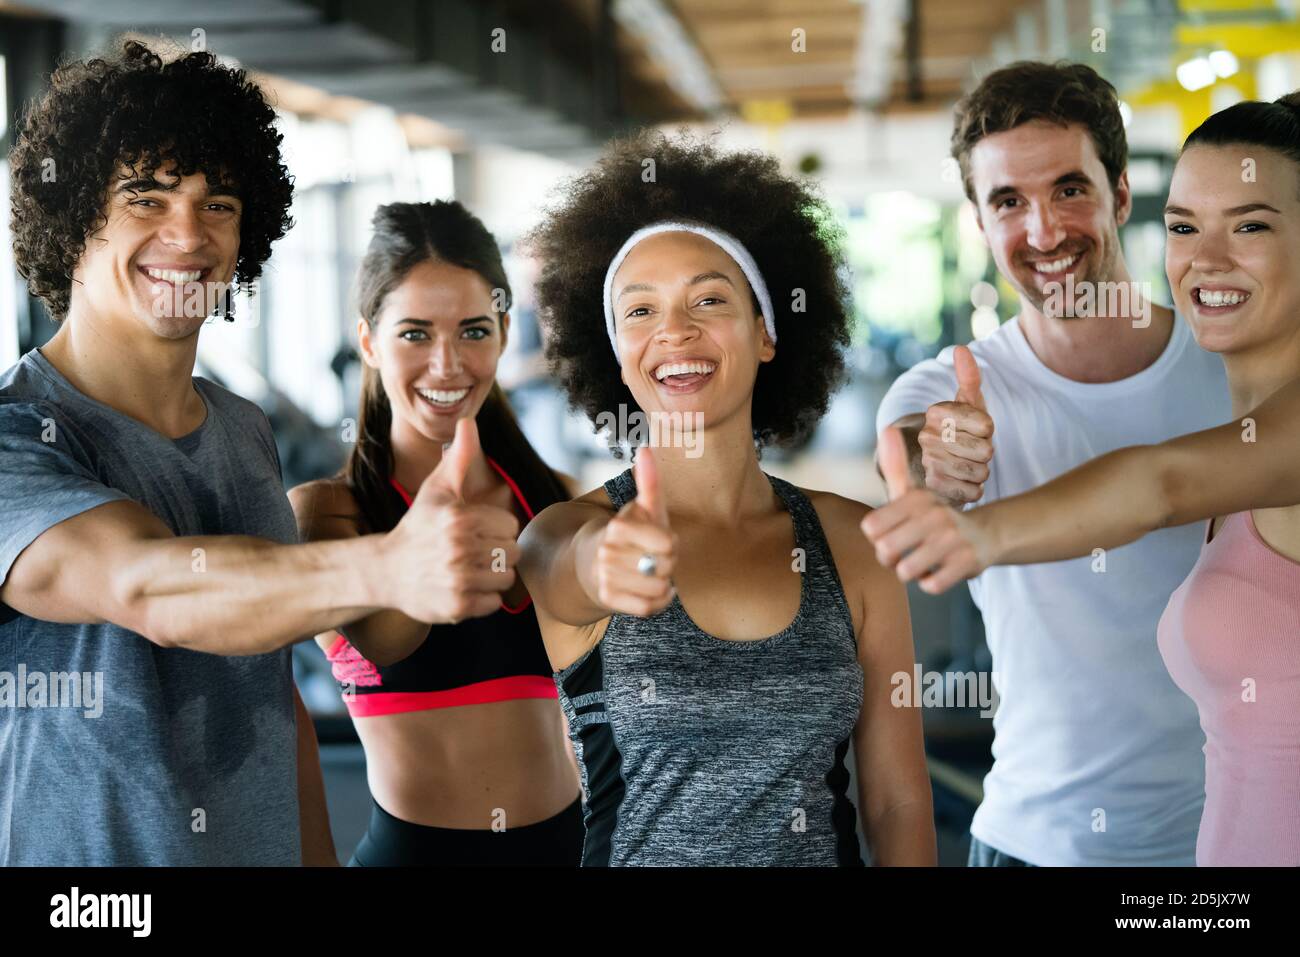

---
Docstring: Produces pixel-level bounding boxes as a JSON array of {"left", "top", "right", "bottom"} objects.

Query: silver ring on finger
[{"left": 637, "top": 553, "right": 658, "bottom": 577}]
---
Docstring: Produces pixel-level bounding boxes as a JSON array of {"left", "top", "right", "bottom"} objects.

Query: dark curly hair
[
  {"left": 9, "top": 39, "right": 294, "bottom": 319},
  {"left": 524, "top": 129, "right": 851, "bottom": 452}
]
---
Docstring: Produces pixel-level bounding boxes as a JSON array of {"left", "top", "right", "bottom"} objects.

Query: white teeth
[
  {"left": 654, "top": 360, "right": 717, "bottom": 381},
  {"left": 144, "top": 267, "right": 203, "bottom": 283},
  {"left": 1032, "top": 255, "right": 1079, "bottom": 275},
  {"left": 417, "top": 387, "right": 470, "bottom": 405},
  {"left": 1197, "top": 289, "right": 1249, "bottom": 306}
]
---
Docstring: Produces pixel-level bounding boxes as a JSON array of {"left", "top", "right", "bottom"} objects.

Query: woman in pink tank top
[
  {"left": 863, "top": 95, "right": 1300, "bottom": 865},
  {"left": 290, "top": 201, "right": 583, "bottom": 865},
  {"left": 1158, "top": 513, "right": 1300, "bottom": 864}
]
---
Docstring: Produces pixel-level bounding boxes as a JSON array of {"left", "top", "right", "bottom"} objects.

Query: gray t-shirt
[{"left": 0, "top": 349, "right": 302, "bottom": 865}]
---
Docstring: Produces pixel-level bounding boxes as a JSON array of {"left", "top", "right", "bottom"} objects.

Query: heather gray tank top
[{"left": 555, "top": 467, "right": 865, "bottom": 866}]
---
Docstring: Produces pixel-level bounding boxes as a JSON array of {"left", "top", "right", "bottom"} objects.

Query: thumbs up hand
[
  {"left": 861, "top": 426, "right": 991, "bottom": 594},
  {"left": 385, "top": 417, "right": 522, "bottom": 623},
  {"left": 953, "top": 344, "right": 987, "bottom": 411},
  {"left": 421, "top": 414, "right": 478, "bottom": 504},
  {"left": 917, "top": 344, "right": 995, "bottom": 506},
  {"left": 877, "top": 424, "right": 915, "bottom": 503},
  {"left": 584, "top": 447, "right": 678, "bottom": 618}
]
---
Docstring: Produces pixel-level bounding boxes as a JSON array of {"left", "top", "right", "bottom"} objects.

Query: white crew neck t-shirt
[{"left": 875, "top": 314, "right": 1230, "bottom": 866}]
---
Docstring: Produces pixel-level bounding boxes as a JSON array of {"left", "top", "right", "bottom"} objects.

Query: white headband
[{"left": 602, "top": 221, "right": 776, "bottom": 365}]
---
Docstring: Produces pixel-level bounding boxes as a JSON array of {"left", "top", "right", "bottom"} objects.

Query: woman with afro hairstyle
[{"left": 518, "top": 130, "right": 936, "bottom": 866}]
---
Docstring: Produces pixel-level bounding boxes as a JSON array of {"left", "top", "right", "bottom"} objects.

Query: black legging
[{"left": 348, "top": 796, "right": 585, "bottom": 866}]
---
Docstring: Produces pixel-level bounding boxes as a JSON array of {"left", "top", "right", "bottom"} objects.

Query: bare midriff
[{"left": 354, "top": 696, "right": 580, "bottom": 830}]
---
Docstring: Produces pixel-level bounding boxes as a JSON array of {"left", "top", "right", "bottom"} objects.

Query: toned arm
[
  {"left": 518, "top": 496, "right": 618, "bottom": 628},
  {"left": 288, "top": 480, "right": 431, "bottom": 667},
  {"left": 0, "top": 497, "right": 391, "bottom": 655},
  {"left": 977, "top": 376, "right": 1300, "bottom": 566},
  {"left": 817, "top": 492, "right": 937, "bottom": 866},
  {"left": 865, "top": 376, "right": 1300, "bottom": 594}
]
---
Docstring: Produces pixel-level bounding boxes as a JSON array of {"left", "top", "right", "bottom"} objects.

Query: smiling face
[
  {"left": 969, "top": 120, "right": 1130, "bottom": 317},
  {"left": 610, "top": 230, "right": 774, "bottom": 430},
  {"left": 360, "top": 257, "right": 508, "bottom": 445},
  {"left": 70, "top": 165, "right": 242, "bottom": 338},
  {"left": 1164, "top": 144, "right": 1300, "bottom": 356}
]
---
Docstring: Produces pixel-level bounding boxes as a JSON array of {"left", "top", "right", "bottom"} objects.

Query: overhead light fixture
[
  {"left": 1208, "top": 50, "right": 1239, "bottom": 78},
  {"left": 849, "top": 0, "right": 908, "bottom": 106},
  {"left": 1176, "top": 57, "right": 1216, "bottom": 92},
  {"left": 613, "top": 0, "right": 725, "bottom": 114}
]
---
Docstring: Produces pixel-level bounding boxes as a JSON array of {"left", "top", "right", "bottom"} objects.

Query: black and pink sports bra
[{"left": 325, "top": 456, "right": 557, "bottom": 717}]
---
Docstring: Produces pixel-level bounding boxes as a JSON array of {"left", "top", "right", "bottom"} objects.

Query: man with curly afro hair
[
  {"left": 10, "top": 41, "right": 293, "bottom": 321},
  {"left": 517, "top": 130, "right": 936, "bottom": 866},
  {"left": 0, "top": 41, "right": 522, "bottom": 866}
]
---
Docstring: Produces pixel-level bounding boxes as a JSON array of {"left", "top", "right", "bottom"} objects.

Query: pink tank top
[{"left": 1157, "top": 510, "right": 1300, "bottom": 866}]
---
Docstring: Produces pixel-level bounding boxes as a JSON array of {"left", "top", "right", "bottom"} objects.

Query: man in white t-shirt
[{"left": 875, "top": 61, "right": 1229, "bottom": 866}]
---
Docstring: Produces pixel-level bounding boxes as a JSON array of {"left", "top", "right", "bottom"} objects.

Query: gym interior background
[{"left": 2, "top": 0, "right": 1296, "bottom": 865}]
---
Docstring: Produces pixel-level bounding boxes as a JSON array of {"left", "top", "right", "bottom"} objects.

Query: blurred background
[{"left": 3, "top": 0, "right": 1298, "bottom": 865}]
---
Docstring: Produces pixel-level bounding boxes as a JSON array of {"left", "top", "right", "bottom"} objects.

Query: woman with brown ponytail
[{"left": 289, "top": 201, "right": 583, "bottom": 866}]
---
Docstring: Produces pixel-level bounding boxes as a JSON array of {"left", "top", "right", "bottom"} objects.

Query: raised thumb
[
  {"left": 953, "top": 344, "right": 986, "bottom": 411},
  {"left": 632, "top": 446, "right": 667, "bottom": 526},
  {"left": 877, "top": 426, "right": 913, "bottom": 502},
  {"left": 427, "top": 417, "right": 480, "bottom": 502}
]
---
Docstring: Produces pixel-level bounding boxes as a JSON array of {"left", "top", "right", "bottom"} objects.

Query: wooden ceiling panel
[{"left": 599, "top": 0, "right": 1035, "bottom": 120}]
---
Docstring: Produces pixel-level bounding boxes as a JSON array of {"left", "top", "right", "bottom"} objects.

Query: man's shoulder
[
  {"left": 0, "top": 352, "right": 58, "bottom": 407},
  {"left": 878, "top": 320, "right": 1021, "bottom": 428},
  {"left": 196, "top": 377, "right": 283, "bottom": 452},
  {"left": 941, "top": 317, "right": 1022, "bottom": 368},
  {"left": 0, "top": 357, "right": 70, "bottom": 438},
  {"left": 193, "top": 376, "right": 271, "bottom": 427},
  {"left": 1158, "top": 317, "right": 1231, "bottom": 422},
  {"left": 1166, "top": 315, "right": 1226, "bottom": 377},
  {"left": 0, "top": 394, "right": 61, "bottom": 428},
  {"left": 892, "top": 318, "right": 1021, "bottom": 384}
]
